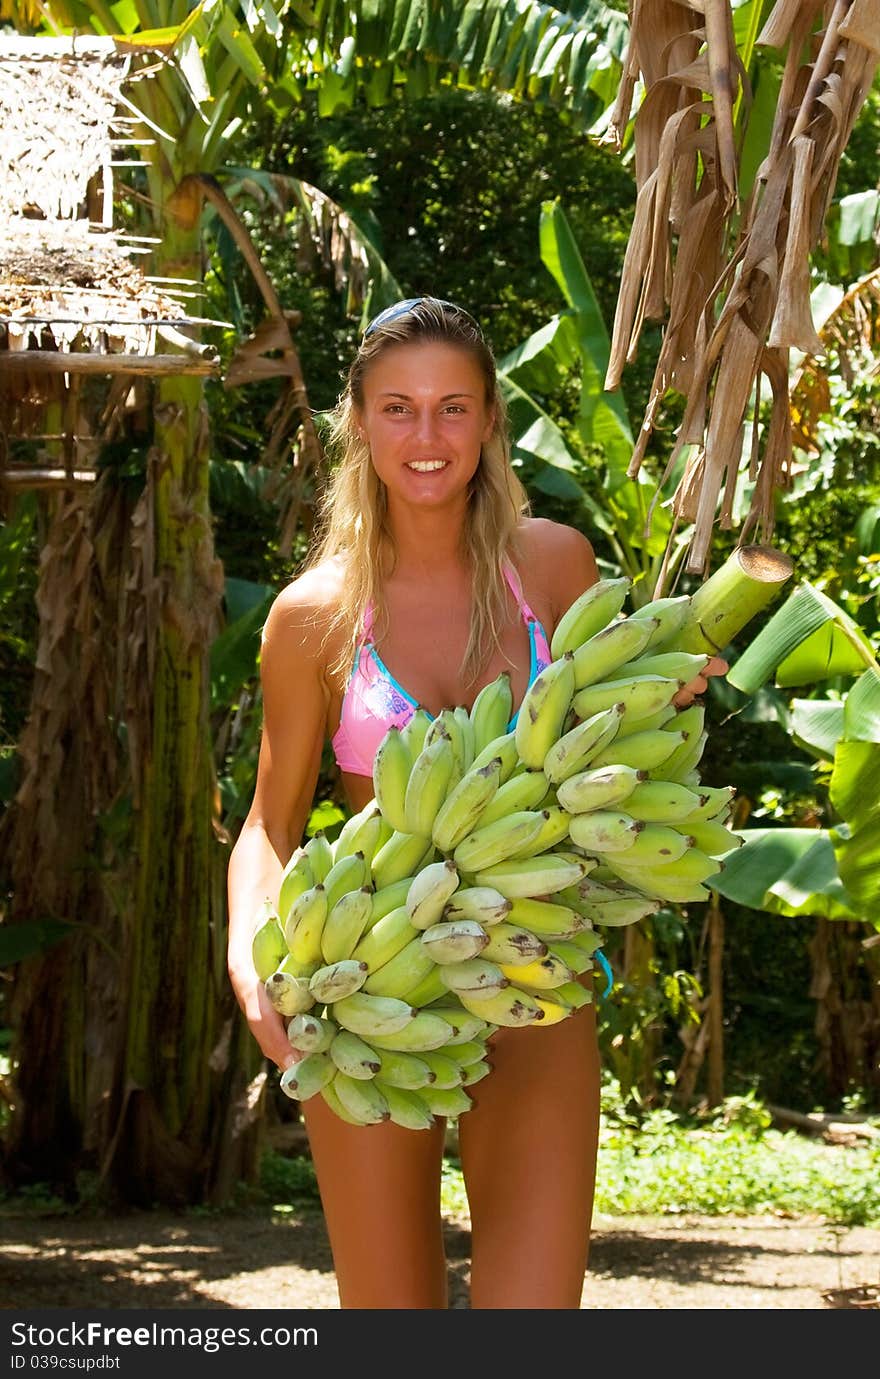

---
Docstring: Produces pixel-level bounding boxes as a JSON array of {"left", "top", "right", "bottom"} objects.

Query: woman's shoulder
[
  {"left": 260, "top": 556, "right": 348, "bottom": 666},
  {"left": 514, "top": 518, "right": 598, "bottom": 617}
]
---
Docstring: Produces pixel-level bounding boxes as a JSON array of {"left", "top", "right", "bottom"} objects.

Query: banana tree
[{"left": 2, "top": 0, "right": 632, "bottom": 1204}]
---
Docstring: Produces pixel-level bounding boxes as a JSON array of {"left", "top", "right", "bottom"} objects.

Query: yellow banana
[
  {"left": 375, "top": 1081, "right": 436, "bottom": 1130},
  {"left": 481, "top": 921, "right": 548, "bottom": 965},
  {"left": 590, "top": 727, "right": 689, "bottom": 773},
  {"left": 443, "top": 885, "right": 512, "bottom": 927},
  {"left": 284, "top": 883, "right": 329, "bottom": 966},
  {"left": 404, "top": 731, "right": 457, "bottom": 838},
  {"left": 473, "top": 852, "right": 589, "bottom": 898},
  {"left": 329, "top": 1029, "right": 382, "bottom": 1080},
  {"left": 372, "top": 725, "right": 413, "bottom": 834},
  {"left": 500, "top": 953, "right": 574, "bottom": 989},
  {"left": 308, "top": 957, "right": 370, "bottom": 1004},
  {"left": 431, "top": 757, "right": 505, "bottom": 854},
  {"left": 332, "top": 1070, "right": 391, "bottom": 1125},
  {"left": 550, "top": 576, "right": 631, "bottom": 658},
  {"left": 375, "top": 1048, "right": 436, "bottom": 1090},
  {"left": 439, "top": 957, "right": 510, "bottom": 996},
  {"left": 371, "top": 830, "right": 435, "bottom": 890},
  {"left": 368, "top": 1010, "right": 458, "bottom": 1052},
  {"left": 557, "top": 763, "right": 645, "bottom": 814},
  {"left": 279, "top": 1052, "right": 336, "bottom": 1102},
  {"left": 571, "top": 614, "right": 659, "bottom": 691},
  {"left": 353, "top": 903, "right": 418, "bottom": 972},
  {"left": 251, "top": 900, "right": 287, "bottom": 982},
  {"left": 542, "top": 703, "right": 626, "bottom": 785},
  {"left": 405, "top": 858, "right": 461, "bottom": 930},
  {"left": 572, "top": 675, "right": 681, "bottom": 725},
  {"left": 568, "top": 810, "right": 644, "bottom": 853},
  {"left": 286, "top": 1012, "right": 337, "bottom": 1054},
  {"left": 332, "top": 991, "right": 417, "bottom": 1038},
  {"left": 623, "top": 779, "right": 706, "bottom": 823},
  {"left": 453, "top": 809, "right": 548, "bottom": 873},
  {"left": 457, "top": 985, "right": 545, "bottom": 1027},
  {"left": 469, "top": 672, "right": 514, "bottom": 756},
  {"left": 420, "top": 918, "right": 490, "bottom": 965},
  {"left": 321, "top": 886, "right": 374, "bottom": 964},
  {"left": 472, "top": 769, "right": 549, "bottom": 828},
  {"left": 515, "top": 652, "right": 576, "bottom": 769}
]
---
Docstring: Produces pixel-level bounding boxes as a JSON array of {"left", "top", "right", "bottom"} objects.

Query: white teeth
[{"left": 408, "top": 460, "right": 448, "bottom": 472}]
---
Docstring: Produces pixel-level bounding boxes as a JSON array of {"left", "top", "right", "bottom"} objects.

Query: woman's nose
[{"left": 414, "top": 408, "right": 440, "bottom": 444}]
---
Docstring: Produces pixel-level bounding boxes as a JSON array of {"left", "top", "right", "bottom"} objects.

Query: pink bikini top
[{"left": 331, "top": 560, "right": 553, "bottom": 778}]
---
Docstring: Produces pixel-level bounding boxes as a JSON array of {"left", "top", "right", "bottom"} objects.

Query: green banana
[
  {"left": 549, "top": 979, "right": 594, "bottom": 1010},
  {"left": 419, "top": 1049, "right": 466, "bottom": 1089},
  {"left": 366, "top": 876, "right": 413, "bottom": 929},
  {"left": 420, "top": 918, "right": 490, "bottom": 965},
  {"left": 329, "top": 1029, "right": 382, "bottom": 1079},
  {"left": 371, "top": 830, "right": 435, "bottom": 890},
  {"left": 605, "top": 859, "right": 712, "bottom": 904},
  {"left": 439, "top": 957, "right": 510, "bottom": 997},
  {"left": 571, "top": 614, "right": 659, "bottom": 691},
  {"left": 308, "top": 957, "right": 370, "bottom": 1004},
  {"left": 425, "top": 708, "right": 470, "bottom": 777},
  {"left": 457, "top": 985, "right": 545, "bottom": 1027},
  {"left": 545, "top": 938, "right": 594, "bottom": 975},
  {"left": 472, "top": 769, "right": 549, "bottom": 828},
  {"left": 543, "top": 703, "right": 626, "bottom": 785},
  {"left": 568, "top": 810, "right": 644, "bottom": 853},
  {"left": 404, "top": 731, "right": 457, "bottom": 837},
  {"left": 372, "top": 725, "right": 413, "bottom": 834},
  {"left": 332, "top": 991, "right": 417, "bottom": 1038},
  {"left": 283, "top": 883, "right": 328, "bottom": 965},
  {"left": 303, "top": 830, "right": 334, "bottom": 883},
  {"left": 264, "top": 969, "right": 316, "bottom": 1016},
  {"left": 453, "top": 809, "right": 548, "bottom": 873},
  {"left": 557, "top": 763, "right": 645, "bottom": 814},
  {"left": 400, "top": 707, "right": 432, "bottom": 762},
  {"left": 332, "top": 1070, "right": 391, "bottom": 1125},
  {"left": 424, "top": 1006, "right": 488, "bottom": 1044},
  {"left": 623, "top": 779, "right": 706, "bottom": 823},
  {"left": 550, "top": 577, "right": 631, "bottom": 658},
  {"left": 506, "top": 895, "right": 587, "bottom": 939},
  {"left": 402, "top": 966, "right": 449, "bottom": 1006},
  {"left": 286, "top": 1012, "right": 337, "bottom": 1054},
  {"left": 362, "top": 935, "right": 437, "bottom": 1000},
  {"left": 650, "top": 728, "right": 707, "bottom": 782},
  {"left": 442, "top": 1038, "right": 488, "bottom": 1067},
  {"left": 375, "top": 1081, "right": 437, "bottom": 1130},
  {"left": 323, "top": 851, "right": 369, "bottom": 911},
  {"left": 590, "top": 727, "right": 689, "bottom": 772},
  {"left": 509, "top": 805, "right": 571, "bottom": 858},
  {"left": 405, "top": 858, "right": 461, "bottom": 929},
  {"left": 681, "top": 784, "right": 736, "bottom": 822},
  {"left": 470, "top": 729, "right": 520, "bottom": 782},
  {"left": 251, "top": 900, "right": 287, "bottom": 982},
  {"left": 443, "top": 885, "right": 512, "bottom": 927},
  {"left": 481, "top": 921, "right": 548, "bottom": 965},
  {"left": 615, "top": 703, "right": 678, "bottom": 736},
  {"left": 353, "top": 904, "right": 419, "bottom": 973},
  {"left": 417, "top": 1084, "right": 473, "bottom": 1119},
  {"left": 334, "top": 802, "right": 387, "bottom": 868},
  {"left": 368, "top": 1010, "right": 459, "bottom": 1052},
  {"left": 431, "top": 757, "right": 505, "bottom": 854},
  {"left": 280, "top": 1052, "right": 336, "bottom": 1102},
  {"left": 606, "top": 823, "right": 694, "bottom": 866},
  {"left": 319, "top": 1077, "right": 363, "bottom": 1125},
  {"left": 321, "top": 886, "right": 374, "bottom": 964},
  {"left": 453, "top": 705, "right": 476, "bottom": 771},
  {"left": 469, "top": 672, "right": 514, "bottom": 755},
  {"left": 572, "top": 674, "right": 681, "bottom": 725},
  {"left": 473, "top": 852, "right": 589, "bottom": 899},
  {"left": 514, "top": 652, "right": 576, "bottom": 769},
  {"left": 618, "top": 651, "right": 711, "bottom": 683},
  {"left": 629, "top": 593, "right": 692, "bottom": 649},
  {"left": 277, "top": 848, "right": 315, "bottom": 927},
  {"left": 685, "top": 818, "right": 744, "bottom": 857},
  {"left": 461, "top": 1059, "right": 493, "bottom": 1087},
  {"left": 375, "top": 1048, "right": 436, "bottom": 1090}
]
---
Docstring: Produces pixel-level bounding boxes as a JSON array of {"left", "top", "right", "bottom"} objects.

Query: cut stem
[{"left": 673, "top": 544, "right": 795, "bottom": 655}]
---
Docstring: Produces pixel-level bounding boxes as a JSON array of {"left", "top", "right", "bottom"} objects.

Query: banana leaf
[
  {"left": 830, "top": 732, "right": 880, "bottom": 925},
  {"left": 727, "top": 582, "right": 878, "bottom": 693},
  {"left": 712, "top": 827, "right": 859, "bottom": 921},
  {"left": 211, "top": 577, "right": 275, "bottom": 709},
  {"left": 0, "top": 919, "right": 74, "bottom": 967},
  {"left": 789, "top": 697, "right": 845, "bottom": 760}
]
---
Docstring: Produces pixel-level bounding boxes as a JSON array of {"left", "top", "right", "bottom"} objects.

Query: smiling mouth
[{"left": 406, "top": 460, "right": 449, "bottom": 472}]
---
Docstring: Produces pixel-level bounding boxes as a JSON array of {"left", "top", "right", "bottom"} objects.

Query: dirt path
[{"left": 2, "top": 1207, "right": 879, "bottom": 1310}]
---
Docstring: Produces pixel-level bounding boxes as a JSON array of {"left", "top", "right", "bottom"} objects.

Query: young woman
[{"left": 226, "top": 297, "right": 722, "bottom": 1309}]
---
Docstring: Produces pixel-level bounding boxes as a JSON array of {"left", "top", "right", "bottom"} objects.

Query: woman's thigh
[
  {"left": 300, "top": 1091, "right": 449, "bottom": 1309},
  {"left": 456, "top": 1002, "right": 601, "bottom": 1309}
]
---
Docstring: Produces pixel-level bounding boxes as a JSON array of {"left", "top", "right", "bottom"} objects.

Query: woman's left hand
[{"left": 673, "top": 655, "right": 729, "bottom": 708}]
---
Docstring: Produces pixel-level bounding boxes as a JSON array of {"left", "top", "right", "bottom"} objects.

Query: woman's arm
[{"left": 226, "top": 574, "right": 332, "bottom": 1071}]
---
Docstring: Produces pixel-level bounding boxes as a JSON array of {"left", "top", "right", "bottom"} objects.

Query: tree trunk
[
  {"left": 706, "top": 894, "right": 724, "bottom": 1107},
  {"left": 810, "top": 917, "right": 880, "bottom": 1104}
]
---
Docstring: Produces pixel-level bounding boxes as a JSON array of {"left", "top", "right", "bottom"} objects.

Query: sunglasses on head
[{"left": 362, "top": 296, "right": 482, "bottom": 340}]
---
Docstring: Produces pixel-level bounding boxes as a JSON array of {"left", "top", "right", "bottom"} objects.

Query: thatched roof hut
[{"left": 0, "top": 33, "right": 221, "bottom": 502}]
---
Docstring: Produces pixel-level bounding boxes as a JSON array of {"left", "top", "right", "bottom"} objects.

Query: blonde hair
[{"left": 305, "top": 297, "right": 531, "bottom": 689}]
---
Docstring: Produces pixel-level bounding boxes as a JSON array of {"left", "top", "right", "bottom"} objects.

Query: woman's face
[{"left": 355, "top": 340, "right": 495, "bottom": 508}]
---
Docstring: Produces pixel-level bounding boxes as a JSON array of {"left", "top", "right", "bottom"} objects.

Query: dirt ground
[{"left": 2, "top": 1204, "right": 879, "bottom": 1311}]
